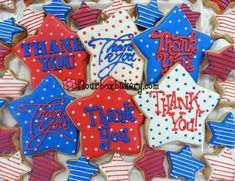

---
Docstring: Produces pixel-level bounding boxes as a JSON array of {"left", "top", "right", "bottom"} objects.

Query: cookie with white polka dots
[
  {"left": 133, "top": 63, "right": 220, "bottom": 148},
  {"left": 8, "top": 74, "right": 79, "bottom": 155},
  {"left": 66, "top": 77, "right": 145, "bottom": 159},
  {"left": 132, "top": 6, "right": 214, "bottom": 85},
  {"left": 77, "top": 10, "right": 144, "bottom": 84},
  {"left": 13, "top": 14, "right": 88, "bottom": 91}
]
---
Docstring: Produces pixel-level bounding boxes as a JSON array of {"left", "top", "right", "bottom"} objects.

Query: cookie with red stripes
[
  {"left": 203, "top": 0, "right": 235, "bottom": 14},
  {"left": 0, "top": 42, "right": 11, "bottom": 70}
]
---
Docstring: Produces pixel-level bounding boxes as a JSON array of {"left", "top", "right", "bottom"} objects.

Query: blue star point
[{"left": 0, "top": 99, "right": 7, "bottom": 109}]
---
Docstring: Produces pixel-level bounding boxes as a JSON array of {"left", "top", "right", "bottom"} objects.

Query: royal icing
[
  {"left": 77, "top": 10, "right": 144, "bottom": 84},
  {"left": 42, "top": 0, "right": 72, "bottom": 23},
  {"left": 135, "top": 145, "right": 166, "bottom": 181},
  {"left": 8, "top": 74, "right": 79, "bottom": 155},
  {"left": 203, "top": 0, "right": 235, "bottom": 13},
  {"left": 135, "top": 0, "right": 163, "bottom": 29},
  {"left": 167, "top": 145, "right": 205, "bottom": 181},
  {"left": 212, "top": 10, "right": 235, "bottom": 43},
  {"left": 180, "top": 3, "right": 201, "bottom": 29},
  {"left": 216, "top": 80, "right": 235, "bottom": 102},
  {"left": 202, "top": 45, "right": 235, "bottom": 80},
  {"left": 0, "top": 0, "right": 14, "bottom": 9},
  {"left": 133, "top": 64, "right": 220, "bottom": 148},
  {"left": 66, "top": 154, "right": 98, "bottom": 181},
  {"left": 0, "top": 70, "right": 28, "bottom": 100},
  {"left": 204, "top": 147, "right": 235, "bottom": 180},
  {"left": 133, "top": 6, "right": 214, "bottom": 84},
  {"left": 0, "top": 17, "right": 25, "bottom": 45},
  {"left": 207, "top": 112, "right": 235, "bottom": 148},
  {"left": 18, "top": 8, "right": 45, "bottom": 37},
  {"left": 29, "top": 150, "right": 64, "bottom": 181},
  {"left": 13, "top": 15, "right": 88, "bottom": 90},
  {"left": 103, "top": 0, "right": 134, "bottom": 16},
  {"left": 66, "top": 77, "right": 144, "bottom": 159},
  {"left": 71, "top": 1, "right": 101, "bottom": 30},
  {"left": 99, "top": 153, "right": 134, "bottom": 181},
  {"left": 0, "top": 43, "right": 11, "bottom": 70},
  {"left": 0, "top": 151, "right": 31, "bottom": 180}
]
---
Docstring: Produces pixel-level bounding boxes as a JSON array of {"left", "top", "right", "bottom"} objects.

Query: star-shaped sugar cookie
[
  {"left": 66, "top": 154, "right": 98, "bottom": 181},
  {"left": 29, "top": 150, "right": 64, "bottom": 181},
  {"left": 99, "top": 153, "right": 134, "bottom": 181},
  {"left": 207, "top": 112, "right": 235, "bottom": 148},
  {"left": 135, "top": 145, "right": 166, "bottom": 181},
  {"left": 0, "top": 0, "right": 14, "bottom": 9},
  {"left": 167, "top": 145, "right": 204, "bottom": 181},
  {"left": 203, "top": 0, "right": 235, "bottom": 14},
  {"left": 0, "top": 43, "right": 11, "bottom": 70},
  {"left": 13, "top": 15, "right": 88, "bottom": 90},
  {"left": 204, "top": 147, "right": 235, "bottom": 180},
  {"left": 202, "top": 45, "right": 235, "bottom": 80},
  {"left": 78, "top": 10, "right": 144, "bottom": 84},
  {"left": 8, "top": 74, "right": 79, "bottom": 155},
  {"left": 135, "top": 0, "right": 163, "bottom": 29},
  {"left": 103, "top": 0, "right": 134, "bottom": 16},
  {"left": 215, "top": 80, "right": 235, "bottom": 105},
  {"left": 66, "top": 77, "right": 144, "bottom": 159},
  {"left": 18, "top": 8, "right": 45, "bottom": 36},
  {"left": 133, "top": 6, "right": 214, "bottom": 84},
  {"left": 0, "top": 151, "right": 31, "bottom": 180},
  {"left": 212, "top": 10, "right": 235, "bottom": 43},
  {"left": 42, "top": 0, "right": 72, "bottom": 23},
  {"left": 133, "top": 64, "right": 220, "bottom": 148},
  {"left": 71, "top": 1, "right": 101, "bottom": 30},
  {"left": 0, "top": 70, "right": 28, "bottom": 100}
]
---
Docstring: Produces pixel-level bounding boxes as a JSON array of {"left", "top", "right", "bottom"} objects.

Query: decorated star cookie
[
  {"left": 133, "top": 6, "right": 214, "bottom": 84},
  {"left": 204, "top": 147, "right": 235, "bottom": 180},
  {"left": 135, "top": 0, "right": 163, "bottom": 29},
  {"left": 8, "top": 74, "right": 79, "bottom": 155},
  {"left": 18, "top": 8, "right": 45, "bottom": 37},
  {"left": 212, "top": 10, "right": 235, "bottom": 43},
  {"left": 99, "top": 153, "right": 134, "bottom": 181},
  {"left": 0, "top": 0, "right": 14, "bottom": 9},
  {"left": 180, "top": 3, "right": 201, "bottom": 29},
  {"left": 13, "top": 15, "right": 88, "bottom": 90},
  {"left": 42, "top": 0, "right": 72, "bottom": 23},
  {"left": 203, "top": 0, "right": 235, "bottom": 14},
  {"left": 0, "top": 17, "right": 25, "bottom": 46},
  {"left": 29, "top": 150, "right": 64, "bottom": 181},
  {"left": 66, "top": 154, "right": 98, "bottom": 181},
  {"left": 135, "top": 145, "right": 166, "bottom": 181},
  {"left": 66, "top": 77, "right": 144, "bottom": 159},
  {"left": 71, "top": 1, "right": 101, "bottom": 30},
  {"left": 0, "top": 43, "right": 11, "bottom": 70},
  {"left": 0, "top": 70, "right": 28, "bottom": 100},
  {"left": 215, "top": 80, "right": 235, "bottom": 105},
  {"left": 0, "top": 151, "right": 31, "bottom": 180},
  {"left": 78, "top": 10, "right": 144, "bottom": 84},
  {"left": 207, "top": 112, "right": 235, "bottom": 148},
  {"left": 202, "top": 45, "right": 235, "bottom": 80},
  {"left": 0, "top": 126, "right": 19, "bottom": 155},
  {"left": 0, "top": 98, "right": 6, "bottom": 109},
  {"left": 167, "top": 145, "right": 205, "bottom": 181},
  {"left": 133, "top": 64, "right": 220, "bottom": 148},
  {"left": 103, "top": 0, "right": 134, "bottom": 16}
]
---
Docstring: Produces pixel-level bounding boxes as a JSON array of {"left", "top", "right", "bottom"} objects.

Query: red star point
[{"left": 0, "top": 43, "right": 11, "bottom": 70}]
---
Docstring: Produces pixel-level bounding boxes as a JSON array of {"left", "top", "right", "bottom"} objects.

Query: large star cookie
[
  {"left": 167, "top": 145, "right": 204, "bottom": 181},
  {"left": 207, "top": 112, "right": 235, "bottom": 148},
  {"left": 29, "top": 150, "right": 64, "bottom": 181},
  {"left": 103, "top": 0, "right": 134, "bottom": 16},
  {"left": 13, "top": 15, "right": 88, "bottom": 90},
  {"left": 0, "top": 70, "right": 28, "bottom": 100},
  {"left": 203, "top": 0, "right": 235, "bottom": 14},
  {"left": 99, "top": 153, "right": 134, "bottom": 181},
  {"left": 0, "top": 151, "right": 31, "bottom": 180},
  {"left": 0, "top": 0, "right": 14, "bottom": 9},
  {"left": 202, "top": 45, "right": 235, "bottom": 80},
  {"left": 66, "top": 154, "right": 98, "bottom": 181},
  {"left": 204, "top": 147, "right": 235, "bottom": 180},
  {"left": 133, "top": 6, "right": 214, "bottom": 84},
  {"left": 77, "top": 10, "right": 144, "bottom": 84},
  {"left": 133, "top": 64, "right": 220, "bottom": 148},
  {"left": 8, "top": 74, "right": 79, "bottom": 155},
  {"left": 135, "top": 0, "right": 163, "bottom": 29},
  {"left": 66, "top": 77, "right": 144, "bottom": 159},
  {"left": 215, "top": 80, "right": 235, "bottom": 105},
  {"left": 212, "top": 10, "right": 235, "bottom": 43},
  {"left": 0, "top": 43, "right": 11, "bottom": 70},
  {"left": 135, "top": 145, "right": 166, "bottom": 181}
]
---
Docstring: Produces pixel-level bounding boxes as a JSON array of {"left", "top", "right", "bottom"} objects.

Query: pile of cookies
[{"left": 0, "top": 0, "right": 234, "bottom": 180}]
